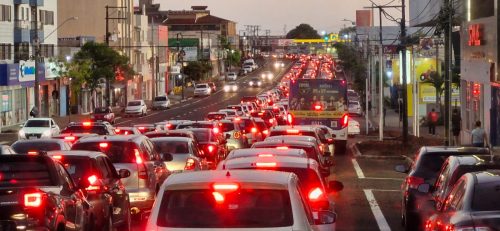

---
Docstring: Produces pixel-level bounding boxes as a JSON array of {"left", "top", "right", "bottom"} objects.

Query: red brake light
[
  {"left": 138, "top": 127, "right": 145, "bottom": 130},
  {"left": 185, "top": 158, "right": 196, "bottom": 170},
  {"left": 308, "top": 187, "right": 324, "bottom": 201},
  {"left": 166, "top": 124, "right": 172, "bottom": 129},
  {"left": 406, "top": 176, "right": 424, "bottom": 189},
  {"left": 64, "top": 136, "right": 76, "bottom": 142},
  {"left": 88, "top": 175, "right": 98, "bottom": 185},
  {"left": 27, "top": 151, "right": 38, "bottom": 155},
  {"left": 212, "top": 191, "right": 225, "bottom": 203},
  {"left": 124, "top": 131, "right": 129, "bottom": 135},
  {"left": 207, "top": 145, "right": 215, "bottom": 153},
  {"left": 251, "top": 127, "right": 258, "bottom": 133},
  {"left": 269, "top": 118, "right": 274, "bottom": 123},
  {"left": 24, "top": 192, "right": 42, "bottom": 207},
  {"left": 52, "top": 155, "right": 62, "bottom": 160},
  {"left": 258, "top": 154, "right": 273, "bottom": 157},
  {"left": 262, "top": 130, "right": 269, "bottom": 135},
  {"left": 276, "top": 146, "right": 289, "bottom": 150},
  {"left": 340, "top": 114, "right": 349, "bottom": 128},
  {"left": 213, "top": 127, "right": 220, "bottom": 134},
  {"left": 213, "top": 183, "right": 239, "bottom": 191},
  {"left": 82, "top": 121, "right": 91, "bottom": 127},
  {"left": 234, "top": 117, "right": 241, "bottom": 122},
  {"left": 134, "top": 149, "right": 143, "bottom": 164},
  {"left": 314, "top": 105, "right": 322, "bottom": 110},
  {"left": 286, "top": 129, "right": 300, "bottom": 134},
  {"left": 114, "top": 128, "right": 121, "bottom": 133},
  {"left": 256, "top": 162, "right": 277, "bottom": 167},
  {"left": 99, "top": 143, "right": 109, "bottom": 148},
  {"left": 287, "top": 114, "right": 293, "bottom": 124}
]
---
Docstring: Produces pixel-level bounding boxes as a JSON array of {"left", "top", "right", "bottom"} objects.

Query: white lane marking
[
  {"left": 363, "top": 177, "right": 404, "bottom": 181},
  {"left": 116, "top": 119, "right": 132, "bottom": 125},
  {"left": 368, "top": 189, "right": 401, "bottom": 192},
  {"left": 352, "top": 158, "right": 365, "bottom": 179},
  {"left": 363, "top": 189, "right": 391, "bottom": 231}
]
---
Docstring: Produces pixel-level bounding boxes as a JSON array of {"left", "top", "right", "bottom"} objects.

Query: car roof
[
  {"left": 266, "top": 135, "right": 317, "bottom": 142},
  {"left": 253, "top": 140, "right": 317, "bottom": 147},
  {"left": 150, "top": 137, "right": 192, "bottom": 142},
  {"left": 228, "top": 148, "right": 307, "bottom": 158},
  {"left": 163, "top": 170, "right": 293, "bottom": 190},
  {"left": 271, "top": 125, "right": 316, "bottom": 132},
  {"left": 133, "top": 124, "right": 155, "bottom": 127},
  {"left": 46, "top": 150, "right": 106, "bottom": 159},
  {"left": 219, "top": 156, "right": 319, "bottom": 171},
  {"left": 13, "top": 139, "right": 67, "bottom": 144},
  {"left": 421, "top": 146, "right": 490, "bottom": 154},
  {"left": 468, "top": 170, "right": 500, "bottom": 184},
  {"left": 77, "top": 134, "right": 144, "bottom": 143}
]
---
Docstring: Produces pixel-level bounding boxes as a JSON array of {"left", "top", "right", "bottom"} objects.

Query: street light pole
[{"left": 105, "top": 5, "right": 127, "bottom": 107}]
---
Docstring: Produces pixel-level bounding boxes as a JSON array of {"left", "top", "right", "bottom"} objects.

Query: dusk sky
[{"left": 140, "top": 0, "right": 408, "bottom": 35}]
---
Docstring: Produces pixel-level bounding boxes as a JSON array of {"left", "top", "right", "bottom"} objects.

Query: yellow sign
[{"left": 290, "top": 110, "right": 345, "bottom": 119}]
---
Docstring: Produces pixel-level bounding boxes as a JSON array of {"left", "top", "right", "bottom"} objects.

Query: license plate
[
  {"left": 331, "top": 121, "right": 338, "bottom": 127},
  {"left": 29, "top": 136, "right": 37, "bottom": 140}
]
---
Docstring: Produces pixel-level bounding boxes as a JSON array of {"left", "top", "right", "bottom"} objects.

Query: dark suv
[
  {"left": 47, "top": 150, "right": 132, "bottom": 230},
  {"left": 71, "top": 135, "right": 171, "bottom": 218},
  {"left": 0, "top": 154, "right": 90, "bottom": 231},
  {"left": 61, "top": 121, "right": 116, "bottom": 135},
  {"left": 395, "top": 146, "right": 490, "bottom": 230}
]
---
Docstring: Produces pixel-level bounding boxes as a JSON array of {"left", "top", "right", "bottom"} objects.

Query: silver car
[
  {"left": 150, "top": 137, "right": 207, "bottom": 173},
  {"left": 218, "top": 119, "right": 248, "bottom": 150},
  {"left": 194, "top": 83, "right": 212, "bottom": 97},
  {"left": 152, "top": 95, "right": 171, "bottom": 110},
  {"left": 71, "top": 135, "right": 171, "bottom": 217}
]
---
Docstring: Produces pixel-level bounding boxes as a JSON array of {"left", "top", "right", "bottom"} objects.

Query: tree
[
  {"left": 333, "top": 43, "right": 367, "bottom": 94},
  {"left": 286, "top": 24, "right": 321, "bottom": 39},
  {"left": 422, "top": 71, "right": 445, "bottom": 113},
  {"left": 183, "top": 61, "right": 212, "bottom": 82},
  {"left": 227, "top": 50, "right": 241, "bottom": 70}
]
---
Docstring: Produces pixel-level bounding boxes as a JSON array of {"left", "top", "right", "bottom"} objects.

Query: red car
[{"left": 91, "top": 107, "right": 116, "bottom": 124}]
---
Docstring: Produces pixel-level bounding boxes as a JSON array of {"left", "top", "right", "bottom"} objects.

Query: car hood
[
  {"left": 126, "top": 105, "right": 143, "bottom": 111},
  {"left": 20, "top": 127, "right": 50, "bottom": 134}
]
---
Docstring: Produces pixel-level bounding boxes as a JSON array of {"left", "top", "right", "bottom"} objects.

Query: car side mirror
[
  {"left": 118, "top": 169, "right": 131, "bottom": 178},
  {"left": 323, "top": 151, "right": 332, "bottom": 157},
  {"left": 417, "top": 183, "right": 431, "bottom": 193},
  {"left": 394, "top": 164, "right": 409, "bottom": 173},
  {"left": 316, "top": 211, "right": 337, "bottom": 225},
  {"left": 162, "top": 153, "right": 173, "bottom": 161},
  {"left": 225, "top": 134, "right": 231, "bottom": 139},
  {"left": 328, "top": 180, "right": 344, "bottom": 192}
]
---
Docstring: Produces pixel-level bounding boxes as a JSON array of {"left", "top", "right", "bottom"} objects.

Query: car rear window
[
  {"left": 12, "top": 142, "right": 63, "bottom": 154},
  {"left": 152, "top": 140, "right": 189, "bottom": 154},
  {"left": 94, "top": 107, "right": 110, "bottom": 113},
  {"left": 71, "top": 141, "right": 139, "bottom": 163},
  {"left": 255, "top": 121, "right": 268, "bottom": 131},
  {"left": 472, "top": 182, "right": 500, "bottom": 211},
  {"left": 128, "top": 101, "right": 141, "bottom": 106},
  {"left": 177, "top": 123, "right": 213, "bottom": 129},
  {"left": 0, "top": 157, "right": 56, "bottom": 187},
  {"left": 237, "top": 119, "right": 256, "bottom": 133},
  {"left": 25, "top": 120, "right": 49, "bottom": 127},
  {"left": 415, "top": 154, "right": 453, "bottom": 183},
  {"left": 157, "top": 189, "right": 293, "bottom": 228},
  {"left": 61, "top": 125, "right": 110, "bottom": 135},
  {"left": 155, "top": 96, "right": 167, "bottom": 101},
  {"left": 188, "top": 130, "right": 215, "bottom": 143},
  {"left": 252, "top": 144, "right": 318, "bottom": 162},
  {"left": 220, "top": 122, "right": 236, "bottom": 132},
  {"left": 57, "top": 156, "right": 92, "bottom": 182},
  {"left": 207, "top": 114, "right": 225, "bottom": 120},
  {"left": 196, "top": 84, "right": 208, "bottom": 88}
]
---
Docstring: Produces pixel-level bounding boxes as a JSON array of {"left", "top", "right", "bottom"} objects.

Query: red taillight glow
[
  {"left": 52, "top": 155, "right": 62, "bottom": 160},
  {"left": 82, "top": 121, "right": 91, "bottom": 127},
  {"left": 24, "top": 193, "right": 42, "bottom": 207},
  {"left": 314, "top": 105, "right": 322, "bottom": 110},
  {"left": 27, "top": 151, "right": 38, "bottom": 155},
  {"left": 287, "top": 114, "right": 293, "bottom": 124},
  {"left": 99, "top": 143, "right": 109, "bottom": 148},
  {"left": 88, "top": 175, "right": 98, "bottom": 185},
  {"left": 115, "top": 128, "right": 121, "bottom": 133},
  {"left": 213, "top": 183, "right": 239, "bottom": 191},
  {"left": 138, "top": 127, "right": 145, "bottom": 130},
  {"left": 212, "top": 191, "right": 225, "bottom": 203},
  {"left": 64, "top": 136, "right": 76, "bottom": 142},
  {"left": 251, "top": 127, "right": 258, "bottom": 133},
  {"left": 406, "top": 176, "right": 424, "bottom": 189},
  {"left": 166, "top": 124, "right": 172, "bottom": 129},
  {"left": 234, "top": 117, "right": 241, "bottom": 122},
  {"left": 207, "top": 145, "right": 215, "bottom": 153},
  {"left": 213, "top": 127, "right": 220, "bottom": 134},
  {"left": 269, "top": 118, "right": 274, "bottom": 123},
  {"left": 134, "top": 149, "right": 143, "bottom": 164},
  {"left": 262, "top": 130, "right": 269, "bottom": 135},
  {"left": 286, "top": 129, "right": 300, "bottom": 134},
  {"left": 276, "top": 146, "right": 289, "bottom": 150},
  {"left": 258, "top": 154, "right": 274, "bottom": 157},
  {"left": 308, "top": 187, "right": 324, "bottom": 201},
  {"left": 185, "top": 158, "right": 196, "bottom": 170},
  {"left": 256, "top": 162, "right": 277, "bottom": 167}
]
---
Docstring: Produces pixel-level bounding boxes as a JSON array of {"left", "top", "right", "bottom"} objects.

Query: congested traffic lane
[{"left": 116, "top": 63, "right": 290, "bottom": 127}]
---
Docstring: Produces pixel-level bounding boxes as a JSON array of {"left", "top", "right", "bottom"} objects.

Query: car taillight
[
  {"left": 269, "top": 118, "right": 274, "bottom": 124},
  {"left": 27, "top": 151, "right": 38, "bottom": 155},
  {"left": 287, "top": 114, "right": 293, "bottom": 124},
  {"left": 88, "top": 175, "right": 98, "bottom": 185},
  {"left": 262, "top": 130, "right": 269, "bottom": 135},
  {"left": 308, "top": 187, "right": 325, "bottom": 201},
  {"left": 138, "top": 127, "right": 145, "bottom": 131},
  {"left": 24, "top": 192, "right": 43, "bottom": 207},
  {"left": 52, "top": 155, "right": 62, "bottom": 160},
  {"left": 213, "top": 183, "right": 239, "bottom": 191},
  {"left": 64, "top": 136, "right": 76, "bottom": 142},
  {"left": 165, "top": 124, "right": 172, "bottom": 130},
  {"left": 258, "top": 154, "right": 274, "bottom": 157},
  {"left": 83, "top": 121, "right": 91, "bottom": 126},
  {"left": 99, "top": 142, "right": 109, "bottom": 148},
  {"left": 206, "top": 145, "right": 216, "bottom": 155},
  {"left": 251, "top": 127, "right": 258, "bottom": 133},
  {"left": 213, "top": 127, "right": 220, "bottom": 134},
  {"left": 114, "top": 128, "right": 121, "bottom": 133},
  {"left": 406, "top": 176, "right": 424, "bottom": 189},
  {"left": 286, "top": 129, "right": 300, "bottom": 134},
  {"left": 340, "top": 114, "right": 349, "bottom": 128},
  {"left": 185, "top": 158, "right": 196, "bottom": 170},
  {"left": 256, "top": 162, "right": 277, "bottom": 167},
  {"left": 134, "top": 148, "right": 143, "bottom": 164},
  {"left": 276, "top": 146, "right": 289, "bottom": 150}
]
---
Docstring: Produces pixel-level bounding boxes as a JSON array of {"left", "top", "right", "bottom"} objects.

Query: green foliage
[
  {"left": 219, "top": 36, "right": 231, "bottom": 50},
  {"left": 286, "top": 24, "right": 321, "bottom": 39},
  {"left": 422, "top": 71, "right": 444, "bottom": 106},
  {"left": 227, "top": 50, "right": 241, "bottom": 68},
  {"left": 339, "top": 26, "right": 356, "bottom": 37},
  {"left": 333, "top": 43, "right": 367, "bottom": 94},
  {"left": 183, "top": 61, "right": 212, "bottom": 81}
]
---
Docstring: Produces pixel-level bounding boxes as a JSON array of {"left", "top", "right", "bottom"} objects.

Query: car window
[
  {"left": 25, "top": 120, "right": 50, "bottom": 127},
  {"left": 140, "top": 141, "right": 153, "bottom": 161},
  {"left": 157, "top": 189, "right": 293, "bottom": 228},
  {"left": 72, "top": 141, "right": 140, "bottom": 164},
  {"left": 444, "top": 179, "right": 466, "bottom": 211},
  {"left": 56, "top": 162, "right": 76, "bottom": 192},
  {"left": 59, "top": 156, "right": 93, "bottom": 181},
  {"left": 0, "top": 157, "right": 57, "bottom": 187},
  {"left": 152, "top": 140, "right": 189, "bottom": 154},
  {"left": 128, "top": 101, "right": 141, "bottom": 106},
  {"left": 155, "top": 96, "right": 167, "bottom": 101},
  {"left": 220, "top": 122, "right": 236, "bottom": 132},
  {"left": 433, "top": 160, "right": 451, "bottom": 200},
  {"left": 12, "top": 142, "right": 63, "bottom": 154},
  {"left": 471, "top": 182, "right": 500, "bottom": 211},
  {"left": 104, "top": 157, "right": 119, "bottom": 179},
  {"left": 416, "top": 154, "right": 450, "bottom": 183},
  {"left": 96, "top": 157, "right": 112, "bottom": 179}
]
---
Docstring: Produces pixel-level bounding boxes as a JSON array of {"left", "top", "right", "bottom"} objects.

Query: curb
[{"left": 350, "top": 141, "right": 407, "bottom": 160}]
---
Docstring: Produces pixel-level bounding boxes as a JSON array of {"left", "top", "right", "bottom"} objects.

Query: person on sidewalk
[
  {"left": 451, "top": 109, "right": 461, "bottom": 145},
  {"left": 427, "top": 108, "right": 438, "bottom": 135},
  {"left": 29, "top": 106, "right": 39, "bottom": 118},
  {"left": 471, "top": 121, "right": 488, "bottom": 147}
]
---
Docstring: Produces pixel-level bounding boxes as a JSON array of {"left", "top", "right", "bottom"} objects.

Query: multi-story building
[{"left": 0, "top": 0, "right": 60, "bottom": 129}]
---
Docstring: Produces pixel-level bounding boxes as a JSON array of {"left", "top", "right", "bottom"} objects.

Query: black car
[
  {"left": 423, "top": 170, "right": 500, "bottom": 230},
  {"left": 0, "top": 154, "right": 90, "bottom": 230},
  {"left": 11, "top": 139, "right": 72, "bottom": 154},
  {"left": 394, "top": 146, "right": 490, "bottom": 230},
  {"left": 47, "top": 151, "right": 132, "bottom": 230},
  {"left": 181, "top": 128, "right": 228, "bottom": 169},
  {"left": 61, "top": 121, "right": 116, "bottom": 135}
]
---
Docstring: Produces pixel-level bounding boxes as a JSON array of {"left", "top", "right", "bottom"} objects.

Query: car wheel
[
  {"left": 102, "top": 213, "right": 113, "bottom": 231},
  {"left": 121, "top": 202, "right": 132, "bottom": 231}
]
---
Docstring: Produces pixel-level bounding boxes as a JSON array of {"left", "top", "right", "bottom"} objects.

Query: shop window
[{"left": 0, "top": 91, "right": 12, "bottom": 113}]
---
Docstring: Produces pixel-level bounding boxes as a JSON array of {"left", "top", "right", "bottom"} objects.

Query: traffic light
[{"left": 323, "top": 36, "right": 329, "bottom": 42}]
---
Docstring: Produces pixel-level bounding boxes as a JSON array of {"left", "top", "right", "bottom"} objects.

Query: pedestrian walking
[
  {"left": 29, "top": 106, "right": 38, "bottom": 118},
  {"left": 451, "top": 109, "right": 461, "bottom": 145},
  {"left": 471, "top": 121, "right": 488, "bottom": 147},
  {"left": 427, "top": 108, "right": 438, "bottom": 135}
]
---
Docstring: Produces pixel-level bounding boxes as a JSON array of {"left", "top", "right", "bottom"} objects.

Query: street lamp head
[
  {"left": 71, "top": 16, "right": 78, "bottom": 21},
  {"left": 65, "top": 55, "right": 72, "bottom": 62}
]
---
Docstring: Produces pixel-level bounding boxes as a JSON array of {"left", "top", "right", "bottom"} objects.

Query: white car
[
  {"left": 223, "top": 82, "right": 239, "bottom": 92},
  {"left": 348, "top": 101, "right": 363, "bottom": 116},
  {"left": 242, "top": 65, "right": 253, "bottom": 73},
  {"left": 152, "top": 95, "right": 170, "bottom": 110},
  {"left": 248, "top": 77, "right": 262, "bottom": 87},
  {"left": 274, "top": 61, "right": 285, "bottom": 68},
  {"left": 18, "top": 118, "right": 60, "bottom": 140},
  {"left": 261, "top": 71, "right": 274, "bottom": 81},
  {"left": 125, "top": 100, "right": 147, "bottom": 117},
  {"left": 145, "top": 170, "right": 338, "bottom": 231},
  {"left": 194, "top": 83, "right": 212, "bottom": 97},
  {"left": 348, "top": 118, "right": 360, "bottom": 136},
  {"left": 226, "top": 72, "right": 237, "bottom": 81}
]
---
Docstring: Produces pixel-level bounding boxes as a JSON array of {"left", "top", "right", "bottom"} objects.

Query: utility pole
[
  {"left": 105, "top": 5, "right": 127, "bottom": 107},
  {"left": 400, "top": 0, "right": 409, "bottom": 143},
  {"left": 150, "top": 16, "right": 156, "bottom": 99},
  {"left": 33, "top": 6, "right": 40, "bottom": 116},
  {"left": 443, "top": 0, "right": 453, "bottom": 146}
]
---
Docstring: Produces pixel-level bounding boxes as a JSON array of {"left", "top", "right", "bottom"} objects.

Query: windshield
[
  {"left": 157, "top": 189, "right": 292, "bottom": 228},
  {"left": 128, "top": 101, "right": 141, "bottom": 106},
  {"left": 152, "top": 140, "right": 189, "bottom": 154},
  {"left": 71, "top": 141, "right": 139, "bottom": 163},
  {"left": 25, "top": 120, "right": 50, "bottom": 127},
  {"left": 61, "top": 125, "right": 111, "bottom": 135},
  {"left": 12, "top": 142, "right": 63, "bottom": 154},
  {"left": 196, "top": 84, "right": 208, "bottom": 88}
]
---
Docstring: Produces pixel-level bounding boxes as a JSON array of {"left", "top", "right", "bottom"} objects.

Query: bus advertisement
[{"left": 288, "top": 78, "right": 348, "bottom": 152}]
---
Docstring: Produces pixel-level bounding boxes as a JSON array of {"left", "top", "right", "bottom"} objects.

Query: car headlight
[
  {"left": 42, "top": 130, "right": 52, "bottom": 137},
  {"left": 18, "top": 130, "right": 25, "bottom": 138},
  {"left": 258, "top": 82, "right": 262, "bottom": 86},
  {"left": 232, "top": 86, "right": 238, "bottom": 91},
  {"left": 224, "top": 86, "right": 230, "bottom": 92}
]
